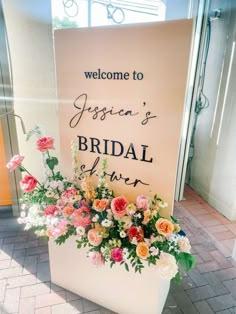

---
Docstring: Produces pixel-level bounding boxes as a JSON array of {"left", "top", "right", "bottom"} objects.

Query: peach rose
[
  {"left": 142, "top": 210, "right": 152, "bottom": 225},
  {"left": 111, "top": 196, "right": 128, "bottom": 217},
  {"left": 87, "top": 228, "right": 103, "bottom": 246},
  {"left": 62, "top": 206, "right": 74, "bottom": 217},
  {"left": 155, "top": 218, "right": 174, "bottom": 236},
  {"left": 72, "top": 206, "right": 91, "bottom": 227},
  {"left": 177, "top": 236, "right": 191, "bottom": 253},
  {"left": 20, "top": 175, "right": 37, "bottom": 192},
  {"left": 36, "top": 136, "right": 54, "bottom": 152},
  {"left": 6, "top": 155, "right": 24, "bottom": 171},
  {"left": 93, "top": 199, "right": 109, "bottom": 212},
  {"left": 136, "top": 242, "right": 150, "bottom": 260}
]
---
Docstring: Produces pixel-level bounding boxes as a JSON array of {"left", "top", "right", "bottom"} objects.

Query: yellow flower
[
  {"left": 136, "top": 242, "right": 150, "bottom": 260},
  {"left": 173, "top": 223, "right": 181, "bottom": 233},
  {"left": 142, "top": 210, "right": 152, "bottom": 225}
]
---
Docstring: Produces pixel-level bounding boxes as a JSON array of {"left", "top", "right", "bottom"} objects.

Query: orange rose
[
  {"left": 155, "top": 218, "right": 174, "bottom": 236},
  {"left": 142, "top": 210, "right": 152, "bottom": 225},
  {"left": 62, "top": 206, "right": 74, "bottom": 217},
  {"left": 93, "top": 199, "right": 109, "bottom": 212},
  {"left": 136, "top": 242, "right": 150, "bottom": 259}
]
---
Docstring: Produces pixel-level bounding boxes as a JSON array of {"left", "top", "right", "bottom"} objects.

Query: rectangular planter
[{"left": 49, "top": 237, "right": 170, "bottom": 314}]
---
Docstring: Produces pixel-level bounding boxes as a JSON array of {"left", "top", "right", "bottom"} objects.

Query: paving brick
[
  {"left": 19, "top": 296, "right": 35, "bottom": 314},
  {"left": 35, "top": 306, "right": 51, "bottom": 314},
  {"left": 210, "top": 250, "right": 233, "bottom": 268},
  {"left": 207, "top": 294, "right": 236, "bottom": 312},
  {"left": 203, "top": 272, "right": 229, "bottom": 295},
  {"left": 21, "top": 282, "right": 51, "bottom": 298},
  {"left": 0, "top": 279, "right": 7, "bottom": 302},
  {"left": 186, "top": 285, "right": 216, "bottom": 302},
  {"left": 66, "top": 290, "right": 81, "bottom": 301},
  {"left": 188, "top": 268, "right": 208, "bottom": 287},
  {"left": 0, "top": 266, "right": 23, "bottom": 279},
  {"left": 214, "top": 267, "right": 236, "bottom": 282},
  {"left": 172, "top": 291, "right": 199, "bottom": 313},
  {"left": 4, "top": 235, "right": 28, "bottom": 245},
  {"left": 39, "top": 253, "right": 49, "bottom": 263},
  {"left": 51, "top": 282, "right": 64, "bottom": 292},
  {"left": 7, "top": 274, "right": 37, "bottom": 288},
  {"left": 12, "top": 248, "right": 26, "bottom": 258},
  {"left": 37, "top": 262, "right": 51, "bottom": 282},
  {"left": 0, "top": 259, "right": 11, "bottom": 270},
  {"left": 23, "top": 255, "right": 38, "bottom": 275},
  {"left": 194, "top": 300, "right": 215, "bottom": 313},
  {"left": 26, "top": 246, "right": 48, "bottom": 256},
  {"left": 197, "top": 260, "right": 221, "bottom": 273},
  {"left": 83, "top": 298, "right": 100, "bottom": 312},
  {"left": 207, "top": 225, "right": 229, "bottom": 233},
  {"left": 213, "top": 231, "right": 235, "bottom": 241},
  {"left": 3, "top": 287, "right": 20, "bottom": 313},
  {"left": 35, "top": 291, "right": 66, "bottom": 308},
  {"left": 10, "top": 256, "right": 25, "bottom": 268},
  {"left": 84, "top": 311, "right": 101, "bottom": 314},
  {"left": 51, "top": 299, "right": 83, "bottom": 313},
  {"left": 202, "top": 219, "right": 222, "bottom": 227},
  {"left": 100, "top": 306, "right": 117, "bottom": 314},
  {"left": 223, "top": 279, "right": 236, "bottom": 298}
]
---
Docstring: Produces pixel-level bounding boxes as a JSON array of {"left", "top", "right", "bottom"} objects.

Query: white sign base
[{"left": 49, "top": 237, "right": 170, "bottom": 314}]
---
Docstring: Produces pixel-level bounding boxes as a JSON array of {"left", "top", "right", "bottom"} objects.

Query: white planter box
[{"left": 49, "top": 237, "right": 170, "bottom": 314}]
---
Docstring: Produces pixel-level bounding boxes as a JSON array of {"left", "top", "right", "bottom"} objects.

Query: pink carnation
[
  {"left": 90, "top": 251, "right": 105, "bottom": 266},
  {"left": 111, "top": 248, "right": 123, "bottom": 262},
  {"left": 111, "top": 196, "right": 128, "bottom": 217},
  {"left": 20, "top": 175, "right": 37, "bottom": 192},
  {"left": 6, "top": 155, "right": 24, "bottom": 171},
  {"left": 72, "top": 206, "right": 91, "bottom": 227},
  {"left": 61, "top": 187, "right": 78, "bottom": 201},
  {"left": 136, "top": 195, "right": 149, "bottom": 211},
  {"left": 43, "top": 205, "right": 58, "bottom": 216},
  {"left": 36, "top": 136, "right": 54, "bottom": 152}
]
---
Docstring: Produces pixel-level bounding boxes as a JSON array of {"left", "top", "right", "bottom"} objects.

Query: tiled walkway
[{"left": 0, "top": 186, "right": 235, "bottom": 314}]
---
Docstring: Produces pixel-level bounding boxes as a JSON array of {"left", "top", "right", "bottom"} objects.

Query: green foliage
[
  {"left": 53, "top": 16, "right": 78, "bottom": 29},
  {"left": 178, "top": 252, "right": 196, "bottom": 272},
  {"left": 46, "top": 157, "right": 58, "bottom": 171}
]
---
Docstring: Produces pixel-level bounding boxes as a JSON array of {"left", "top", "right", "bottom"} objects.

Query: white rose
[
  {"left": 156, "top": 252, "right": 178, "bottom": 280},
  {"left": 177, "top": 236, "right": 191, "bottom": 253},
  {"left": 76, "top": 226, "right": 85, "bottom": 236},
  {"left": 120, "top": 231, "right": 126, "bottom": 238}
]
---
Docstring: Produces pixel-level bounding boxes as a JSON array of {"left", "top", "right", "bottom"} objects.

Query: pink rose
[
  {"left": 111, "top": 248, "right": 123, "bottom": 262},
  {"left": 90, "top": 251, "right": 105, "bottom": 266},
  {"left": 61, "top": 187, "right": 78, "bottom": 201},
  {"left": 36, "top": 136, "right": 55, "bottom": 152},
  {"left": 87, "top": 228, "right": 103, "bottom": 246},
  {"left": 111, "top": 196, "right": 128, "bottom": 217},
  {"left": 20, "top": 175, "right": 37, "bottom": 192},
  {"left": 72, "top": 206, "right": 91, "bottom": 227},
  {"left": 177, "top": 236, "right": 191, "bottom": 253},
  {"left": 6, "top": 155, "right": 24, "bottom": 171},
  {"left": 43, "top": 205, "right": 58, "bottom": 216},
  {"left": 136, "top": 195, "right": 149, "bottom": 211}
]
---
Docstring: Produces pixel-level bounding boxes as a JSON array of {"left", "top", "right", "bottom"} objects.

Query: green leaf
[
  {"left": 172, "top": 272, "right": 181, "bottom": 284},
  {"left": 171, "top": 215, "right": 178, "bottom": 223},
  {"left": 46, "top": 157, "right": 58, "bottom": 171},
  {"left": 18, "top": 165, "right": 24, "bottom": 172},
  {"left": 125, "top": 263, "right": 129, "bottom": 272},
  {"left": 178, "top": 252, "right": 196, "bottom": 272}
]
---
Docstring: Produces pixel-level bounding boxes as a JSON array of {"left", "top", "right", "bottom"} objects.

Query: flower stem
[
  {"left": 46, "top": 151, "right": 55, "bottom": 179},
  {"left": 20, "top": 165, "right": 43, "bottom": 188}
]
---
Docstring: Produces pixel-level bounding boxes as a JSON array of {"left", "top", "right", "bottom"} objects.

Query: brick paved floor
[{"left": 0, "top": 186, "right": 235, "bottom": 313}]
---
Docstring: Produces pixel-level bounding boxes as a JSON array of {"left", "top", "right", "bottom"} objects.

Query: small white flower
[
  {"left": 134, "top": 213, "right": 142, "bottom": 219},
  {"left": 21, "top": 204, "right": 26, "bottom": 210},
  {"left": 150, "top": 246, "right": 159, "bottom": 256},
  {"left": 120, "top": 231, "right": 126, "bottom": 238},
  {"left": 92, "top": 214, "right": 99, "bottom": 222},
  {"left": 54, "top": 194, "right": 60, "bottom": 200},
  {"left": 17, "top": 217, "right": 24, "bottom": 224},
  {"left": 123, "top": 248, "right": 129, "bottom": 258},
  {"left": 101, "top": 219, "right": 112, "bottom": 228},
  {"left": 158, "top": 201, "right": 168, "bottom": 208},
  {"left": 45, "top": 190, "right": 55, "bottom": 198},
  {"left": 20, "top": 211, "right": 26, "bottom": 218},
  {"left": 76, "top": 226, "right": 85, "bottom": 236}
]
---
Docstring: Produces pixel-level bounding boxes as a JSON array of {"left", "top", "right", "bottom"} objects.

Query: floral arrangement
[{"left": 7, "top": 134, "right": 195, "bottom": 281}]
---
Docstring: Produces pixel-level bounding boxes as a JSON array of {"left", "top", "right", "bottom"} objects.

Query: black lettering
[
  {"left": 124, "top": 143, "right": 138, "bottom": 160},
  {"left": 140, "top": 145, "right": 153, "bottom": 163},
  {"left": 90, "top": 137, "right": 101, "bottom": 154}
]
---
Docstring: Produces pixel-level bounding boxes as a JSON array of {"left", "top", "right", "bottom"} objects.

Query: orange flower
[
  {"left": 136, "top": 242, "right": 150, "bottom": 259},
  {"left": 93, "top": 199, "right": 109, "bottom": 212},
  {"left": 155, "top": 218, "right": 174, "bottom": 236},
  {"left": 62, "top": 206, "right": 74, "bottom": 217},
  {"left": 142, "top": 210, "right": 152, "bottom": 225}
]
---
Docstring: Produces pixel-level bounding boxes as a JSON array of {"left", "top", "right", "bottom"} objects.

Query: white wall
[
  {"left": 190, "top": 0, "right": 236, "bottom": 220},
  {"left": 3, "top": 0, "right": 59, "bottom": 181}
]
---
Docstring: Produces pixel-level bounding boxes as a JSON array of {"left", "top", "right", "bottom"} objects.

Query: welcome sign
[{"left": 55, "top": 20, "right": 193, "bottom": 216}]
